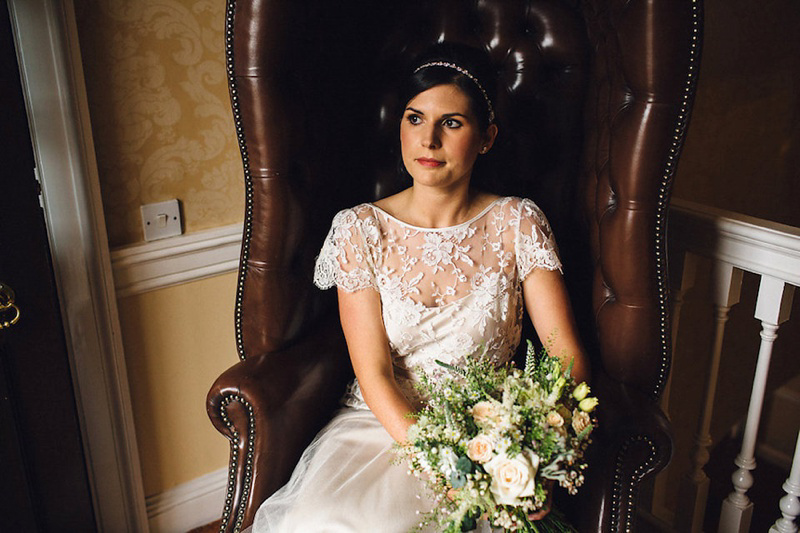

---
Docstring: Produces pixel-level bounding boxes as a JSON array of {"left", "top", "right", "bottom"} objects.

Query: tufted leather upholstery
[{"left": 207, "top": 1, "right": 702, "bottom": 531}]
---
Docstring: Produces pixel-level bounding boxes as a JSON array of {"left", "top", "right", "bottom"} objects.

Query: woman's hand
[
  {"left": 528, "top": 480, "right": 555, "bottom": 521},
  {"left": 449, "top": 481, "right": 554, "bottom": 522}
]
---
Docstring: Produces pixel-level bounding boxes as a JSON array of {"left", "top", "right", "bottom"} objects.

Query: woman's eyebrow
[{"left": 404, "top": 107, "right": 468, "bottom": 119}]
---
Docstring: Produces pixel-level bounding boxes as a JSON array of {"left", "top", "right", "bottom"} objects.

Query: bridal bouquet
[{"left": 395, "top": 341, "right": 597, "bottom": 533}]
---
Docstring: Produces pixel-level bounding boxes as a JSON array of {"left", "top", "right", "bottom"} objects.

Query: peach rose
[
  {"left": 572, "top": 409, "right": 591, "bottom": 434},
  {"left": 471, "top": 401, "right": 499, "bottom": 425},
  {"left": 546, "top": 411, "right": 564, "bottom": 428},
  {"left": 466, "top": 434, "right": 494, "bottom": 463}
]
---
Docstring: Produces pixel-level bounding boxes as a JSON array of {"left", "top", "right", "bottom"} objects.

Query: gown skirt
[{"left": 251, "top": 407, "right": 436, "bottom": 533}]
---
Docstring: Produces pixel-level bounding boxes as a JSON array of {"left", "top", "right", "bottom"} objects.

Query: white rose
[
  {"left": 572, "top": 409, "right": 591, "bottom": 434},
  {"left": 483, "top": 450, "right": 540, "bottom": 505},
  {"left": 466, "top": 435, "right": 494, "bottom": 463}
]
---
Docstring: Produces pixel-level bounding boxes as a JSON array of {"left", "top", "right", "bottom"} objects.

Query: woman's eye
[
  {"left": 406, "top": 114, "right": 422, "bottom": 125},
  {"left": 443, "top": 118, "right": 462, "bottom": 129}
]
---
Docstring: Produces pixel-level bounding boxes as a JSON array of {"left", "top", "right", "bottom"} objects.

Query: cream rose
[
  {"left": 546, "top": 411, "right": 564, "bottom": 428},
  {"left": 471, "top": 401, "right": 499, "bottom": 425},
  {"left": 466, "top": 435, "right": 494, "bottom": 463},
  {"left": 572, "top": 409, "right": 591, "bottom": 434},
  {"left": 483, "top": 450, "right": 539, "bottom": 505}
]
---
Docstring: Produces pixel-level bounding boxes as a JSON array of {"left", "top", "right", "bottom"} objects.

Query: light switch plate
[{"left": 141, "top": 199, "right": 182, "bottom": 241}]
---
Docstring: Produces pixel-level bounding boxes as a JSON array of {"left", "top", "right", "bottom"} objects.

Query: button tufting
[
  {"left": 606, "top": 189, "right": 618, "bottom": 212},
  {"left": 621, "top": 88, "right": 635, "bottom": 108}
]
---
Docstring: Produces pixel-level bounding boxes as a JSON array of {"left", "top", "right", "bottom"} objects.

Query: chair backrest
[{"left": 228, "top": 0, "right": 701, "bottom": 398}]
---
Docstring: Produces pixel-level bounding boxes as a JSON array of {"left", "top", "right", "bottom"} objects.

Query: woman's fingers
[
  {"left": 528, "top": 480, "right": 554, "bottom": 521},
  {"left": 528, "top": 505, "right": 551, "bottom": 521}
]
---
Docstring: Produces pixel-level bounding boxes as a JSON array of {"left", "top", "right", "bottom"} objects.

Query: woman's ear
[{"left": 482, "top": 124, "right": 499, "bottom": 152}]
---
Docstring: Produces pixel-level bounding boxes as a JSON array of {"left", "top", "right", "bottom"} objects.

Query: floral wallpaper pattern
[{"left": 75, "top": 0, "right": 243, "bottom": 246}]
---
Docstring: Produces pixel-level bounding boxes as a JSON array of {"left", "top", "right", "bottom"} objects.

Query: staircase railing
[{"left": 645, "top": 198, "right": 800, "bottom": 532}]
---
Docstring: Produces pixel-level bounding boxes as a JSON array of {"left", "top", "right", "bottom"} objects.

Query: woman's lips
[{"left": 416, "top": 158, "right": 444, "bottom": 168}]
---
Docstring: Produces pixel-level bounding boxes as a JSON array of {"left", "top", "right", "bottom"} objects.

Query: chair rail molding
[
  {"left": 8, "top": 0, "right": 147, "bottom": 530},
  {"left": 111, "top": 223, "right": 242, "bottom": 298}
]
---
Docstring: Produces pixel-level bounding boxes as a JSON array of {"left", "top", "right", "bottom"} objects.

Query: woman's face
[{"left": 400, "top": 84, "right": 495, "bottom": 190}]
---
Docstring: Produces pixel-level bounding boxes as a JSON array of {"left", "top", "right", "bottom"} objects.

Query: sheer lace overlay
[{"left": 314, "top": 196, "right": 561, "bottom": 409}]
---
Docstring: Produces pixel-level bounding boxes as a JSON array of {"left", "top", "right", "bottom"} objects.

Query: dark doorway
[{"left": 0, "top": 1, "right": 97, "bottom": 530}]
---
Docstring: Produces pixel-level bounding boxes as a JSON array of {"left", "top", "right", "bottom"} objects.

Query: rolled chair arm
[
  {"left": 557, "top": 372, "right": 673, "bottom": 532},
  {"left": 207, "top": 318, "right": 351, "bottom": 533}
]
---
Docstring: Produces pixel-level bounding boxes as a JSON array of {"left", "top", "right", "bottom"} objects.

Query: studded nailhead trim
[
  {"left": 218, "top": 394, "right": 256, "bottom": 533},
  {"left": 652, "top": 0, "right": 703, "bottom": 400},
  {"left": 611, "top": 435, "right": 659, "bottom": 532},
  {"left": 220, "top": 2, "right": 256, "bottom": 530},
  {"left": 225, "top": 0, "right": 251, "bottom": 363},
  {"left": 609, "top": 2, "right": 702, "bottom": 527}
]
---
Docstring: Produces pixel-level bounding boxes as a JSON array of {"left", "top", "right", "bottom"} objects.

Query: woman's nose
[{"left": 421, "top": 124, "right": 440, "bottom": 149}]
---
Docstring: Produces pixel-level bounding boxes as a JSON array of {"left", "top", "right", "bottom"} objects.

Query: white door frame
[{"left": 7, "top": 0, "right": 148, "bottom": 530}]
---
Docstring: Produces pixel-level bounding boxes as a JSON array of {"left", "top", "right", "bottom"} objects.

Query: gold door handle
[{"left": 0, "top": 282, "right": 21, "bottom": 330}]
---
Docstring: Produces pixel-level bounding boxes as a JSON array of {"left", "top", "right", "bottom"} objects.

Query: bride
[{"left": 250, "top": 43, "right": 590, "bottom": 533}]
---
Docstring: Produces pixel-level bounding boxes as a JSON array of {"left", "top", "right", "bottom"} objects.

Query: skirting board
[
  {"left": 111, "top": 223, "right": 243, "bottom": 298},
  {"left": 146, "top": 467, "right": 227, "bottom": 533}
]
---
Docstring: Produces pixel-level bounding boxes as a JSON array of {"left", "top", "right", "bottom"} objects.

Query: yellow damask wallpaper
[{"left": 74, "top": 0, "right": 243, "bottom": 247}]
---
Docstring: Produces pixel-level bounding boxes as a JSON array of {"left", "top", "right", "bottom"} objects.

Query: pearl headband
[{"left": 414, "top": 61, "right": 496, "bottom": 123}]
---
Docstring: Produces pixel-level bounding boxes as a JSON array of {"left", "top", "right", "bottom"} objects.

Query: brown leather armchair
[{"left": 207, "top": 1, "right": 703, "bottom": 531}]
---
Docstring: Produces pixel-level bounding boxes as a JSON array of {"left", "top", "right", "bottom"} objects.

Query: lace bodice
[{"left": 313, "top": 196, "right": 561, "bottom": 408}]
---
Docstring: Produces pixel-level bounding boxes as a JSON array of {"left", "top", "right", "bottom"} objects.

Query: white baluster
[
  {"left": 719, "top": 276, "right": 795, "bottom": 533},
  {"left": 677, "top": 262, "right": 742, "bottom": 532},
  {"left": 771, "top": 429, "right": 800, "bottom": 533}
]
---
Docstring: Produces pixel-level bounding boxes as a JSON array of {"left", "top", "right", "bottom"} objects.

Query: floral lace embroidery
[{"left": 313, "top": 197, "right": 561, "bottom": 409}]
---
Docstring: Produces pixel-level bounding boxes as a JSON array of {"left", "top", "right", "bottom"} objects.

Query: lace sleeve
[
  {"left": 313, "top": 207, "right": 378, "bottom": 292},
  {"left": 514, "top": 198, "right": 562, "bottom": 281}
]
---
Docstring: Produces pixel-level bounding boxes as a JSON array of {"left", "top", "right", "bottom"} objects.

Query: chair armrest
[
  {"left": 207, "top": 319, "right": 351, "bottom": 533},
  {"left": 556, "top": 372, "right": 673, "bottom": 532}
]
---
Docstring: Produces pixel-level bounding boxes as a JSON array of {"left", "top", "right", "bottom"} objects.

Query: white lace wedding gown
[{"left": 250, "top": 197, "right": 561, "bottom": 533}]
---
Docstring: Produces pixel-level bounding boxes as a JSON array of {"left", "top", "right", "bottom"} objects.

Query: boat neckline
[{"left": 367, "top": 197, "right": 504, "bottom": 231}]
